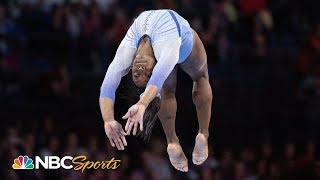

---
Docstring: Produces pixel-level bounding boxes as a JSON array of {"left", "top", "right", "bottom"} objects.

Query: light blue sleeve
[
  {"left": 100, "top": 41, "right": 136, "bottom": 101},
  {"left": 147, "top": 38, "right": 181, "bottom": 91}
]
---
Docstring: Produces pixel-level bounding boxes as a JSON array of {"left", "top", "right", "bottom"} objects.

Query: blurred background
[{"left": 0, "top": 0, "right": 320, "bottom": 179}]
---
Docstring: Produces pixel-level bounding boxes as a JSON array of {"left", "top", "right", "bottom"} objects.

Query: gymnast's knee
[
  {"left": 158, "top": 109, "right": 176, "bottom": 120},
  {"left": 161, "top": 88, "right": 176, "bottom": 100},
  {"left": 192, "top": 77, "right": 212, "bottom": 106}
]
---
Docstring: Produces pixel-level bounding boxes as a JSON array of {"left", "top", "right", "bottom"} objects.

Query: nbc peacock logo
[{"left": 12, "top": 155, "right": 34, "bottom": 169}]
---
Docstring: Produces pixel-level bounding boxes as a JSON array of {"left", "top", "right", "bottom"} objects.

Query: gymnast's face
[{"left": 132, "top": 54, "right": 156, "bottom": 87}]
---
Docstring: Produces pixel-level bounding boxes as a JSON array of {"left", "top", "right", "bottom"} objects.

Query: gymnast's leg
[
  {"left": 180, "top": 30, "right": 212, "bottom": 165},
  {"left": 191, "top": 72, "right": 212, "bottom": 165},
  {"left": 158, "top": 66, "right": 188, "bottom": 172}
]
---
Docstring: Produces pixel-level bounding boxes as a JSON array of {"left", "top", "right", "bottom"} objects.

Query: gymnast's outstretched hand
[
  {"left": 104, "top": 120, "right": 127, "bottom": 150},
  {"left": 123, "top": 103, "right": 146, "bottom": 135}
]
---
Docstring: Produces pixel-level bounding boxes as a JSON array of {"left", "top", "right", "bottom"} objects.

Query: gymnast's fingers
[
  {"left": 127, "top": 121, "right": 134, "bottom": 135},
  {"left": 117, "top": 137, "right": 124, "bottom": 150},
  {"left": 122, "top": 111, "right": 130, "bottom": 119},
  {"left": 125, "top": 120, "right": 130, "bottom": 131},
  {"left": 120, "top": 135, "right": 127, "bottom": 146},
  {"left": 120, "top": 128, "right": 127, "bottom": 136},
  {"left": 108, "top": 138, "right": 115, "bottom": 147},
  {"left": 114, "top": 133, "right": 124, "bottom": 150},
  {"left": 113, "top": 138, "right": 121, "bottom": 150},
  {"left": 133, "top": 123, "right": 138, "bottom": 135},
  {"left": 114, "top": 130, "right": 120, "bottom": 140},
  {"left": 139, "top": 119, "right": 143, "bottom": 131}
]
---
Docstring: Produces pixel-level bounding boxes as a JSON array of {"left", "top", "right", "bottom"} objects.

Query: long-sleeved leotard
[{"left": 100, "top": 9, "right": 194, "bottom": 101}]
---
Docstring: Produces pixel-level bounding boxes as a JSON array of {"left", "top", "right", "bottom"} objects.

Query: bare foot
[
  {"left": 192, "top": 133, "right": 208, "bottom": 165},
  {"left": 167, "top": 143, "right": 188, "bottom": 172}
]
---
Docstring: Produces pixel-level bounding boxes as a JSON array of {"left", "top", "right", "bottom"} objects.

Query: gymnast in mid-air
[{"left": 99, "top": 9, "right": 212, "bottom": 172}]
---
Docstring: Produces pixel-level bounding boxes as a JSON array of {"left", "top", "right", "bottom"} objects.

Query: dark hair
[
  {"left": 119, "top": 72, "right": 161, "bottom": 142},
  {"left": 137, "top": 97, "right": 161, "bottom": 142}
]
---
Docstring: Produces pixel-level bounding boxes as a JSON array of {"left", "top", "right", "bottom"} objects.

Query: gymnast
[{"left": 99, "top": 9, "right": 212, "bottom": 172}]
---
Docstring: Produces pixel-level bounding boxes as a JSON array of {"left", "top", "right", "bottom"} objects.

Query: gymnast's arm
[
  {"left": 99, "top": 43, "right": 136, "bottom": 122},
  {"left": 139, "top": 39, "right": 181, "bottom": 106}
]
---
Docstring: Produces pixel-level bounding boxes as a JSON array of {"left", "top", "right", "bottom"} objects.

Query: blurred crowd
[
  {"left": 0, "top": 0, "right": 319, "bottom": 105},
  {"left": 0, "top": 0, "right": 320, "bottom": 179},
  {"left": 0, "top": 0, "right": 318, "bottom": 71},
  {"left": 1, "top": 115, "right": 319, "bottom": 180}
]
